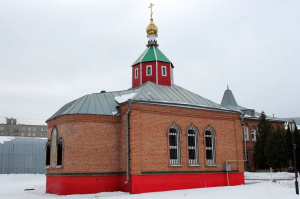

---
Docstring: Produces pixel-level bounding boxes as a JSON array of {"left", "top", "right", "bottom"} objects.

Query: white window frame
[
  {"left": 135, "top": 68, "right": 138, "bottom": 79},
  {"left": 169, "top": 127, "right": 181, "bottom": 166},
  {"left": 162, "top": 66, "right": 167, "bottom": 76},
  {"left": 188, "top": 128, "right": 199, "bottom": 165},
  {"left": 32, "top": 132, "right": 36, "bottom": 136},
  {"left": 33, "top": 127, "right": 36, "bottom": 131},
  {"left": 28, "top": 127, "right": 31, "bottom": 131},
  {"left": 28, "top": 132, "right": 31, "bottom": 136},
  {"left": 244, "top": 127, "right": 249, "bottom": 141},
  {"left": 0, "top": 126, "right": 4, "bottom": 130},
  {"left": 146, "top": 65, "right": 152, "bottom": 76},
  {"left": 251, "top": 130, "right": 256, "bottom": 142}
]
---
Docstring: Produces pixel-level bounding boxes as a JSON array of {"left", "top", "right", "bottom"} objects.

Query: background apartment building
[{"left": 0, "top": 117, "right": 47, "bottom": 137}]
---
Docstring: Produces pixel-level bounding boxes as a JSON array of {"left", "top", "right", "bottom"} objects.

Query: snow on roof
[
  {"left": 0, "top": 136, "right": 15, "bottom": 144},
  {"left": 114, "top": 93, "right": 136, "bottom": 104}
]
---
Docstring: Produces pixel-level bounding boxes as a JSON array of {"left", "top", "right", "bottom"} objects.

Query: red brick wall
[
  {"left": 46, "top": 103, "right": 244, "bottom": 175},
  {"left": 46, "top": 114, "right": 122, "bottom": 174},
  {"left": 119, "top": 103, "right": 244, "bottom": 175}
]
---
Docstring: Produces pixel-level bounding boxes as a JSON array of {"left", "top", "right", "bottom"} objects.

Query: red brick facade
[{"left": 46, "top": 102, "right": 245, "bottom": 195}]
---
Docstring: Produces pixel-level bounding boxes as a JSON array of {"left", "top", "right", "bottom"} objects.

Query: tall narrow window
[
  {"left": 146, "top": 65, "right": 152, "bottom": 76},
  {"left": 46, "top": 140, "right": 51, "bottom": 167},
  {"left": 57, "top": 140, "right": 63, "bottom": 167},
  {"left": 169, "top": 127, "right": 180, "bottom": 165},
  {"left": 251, "top": 130, "right": 256, "bottom": 142},
  {"left": 51, "top": 127, "right": 58, "bottom": 168},
  {"left": 188, "top": 128, "right": 199, "bottom": 165},
  {"left": 205, "top": 130, "right": 216, "bottom": 165},
  {"left": 135, "top": 68, "right": 138, "bottom": 79},
  {"left": 244, "top": 127, "right": 249, "bottom": 141},
  {"left": 246, "top": 150, "right": 251, "bottom": 168},
  {"left": 162, "top": 66, "right": 167, "bottom": 76}
]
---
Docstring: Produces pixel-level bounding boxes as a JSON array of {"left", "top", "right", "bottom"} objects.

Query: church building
[{"left": 45, "top": 5, "right": 245, "bottom": 195}]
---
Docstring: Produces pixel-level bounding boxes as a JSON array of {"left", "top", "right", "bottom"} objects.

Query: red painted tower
[{"left": 132, "top": 8, "right": 174, "bottom": 88}]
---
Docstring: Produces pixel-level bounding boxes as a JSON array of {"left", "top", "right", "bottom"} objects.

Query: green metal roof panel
[
  {"left": 132, "top": 45, "right": 172, "bottom": 66},
  {"left": 132, "top": 48, "right": 149, "bottom": 66},
  {"left": 142, "top": 46, "right": 156, "bottom": 62},
  {"left": 154, "top": 47, "right": 171, "bottom": 63}
]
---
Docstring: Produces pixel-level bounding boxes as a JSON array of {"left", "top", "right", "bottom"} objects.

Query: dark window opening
[
  {"left": 46, "top": 142, "right": 51, "bottom": 166},
  {"left": 169, "top": 127, "right": 180, "bottom": 165},
  {"left": 206, "top": 150, "right": 213, "bottom": 160},
  {"left": 188, "top": 135, "right": 195, "bottom": 147},
  {"left": 205, "top": 130, "right": 216, "bottom": 165},
  {"left": 170, "top": 149, "right": 177, "bottom": 159},
  {"left": 189, "top": 149, "right": 195, "bottom": 159},
  {"left": 188, "top": 128, "right": 198, "bottom": 165},
  {"left": 169, "top": 134, "right": 177, "bottom": 146},
  {"left": 205, "top": 137, "right": 212, "bottom": 147},
  {"left": 57, "top": 142, "right": 63, "bottom": 166}
]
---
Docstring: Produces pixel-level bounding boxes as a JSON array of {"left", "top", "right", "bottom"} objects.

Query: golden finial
[{"left": 146, "top": 3, "right": 158, "bottom": 36}]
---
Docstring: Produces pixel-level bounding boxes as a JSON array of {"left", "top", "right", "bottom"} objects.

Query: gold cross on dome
[{"left": 149, "top": 3, "right": 154, "bottom": 19}]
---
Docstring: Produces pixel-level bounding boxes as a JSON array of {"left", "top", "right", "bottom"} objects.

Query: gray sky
[{"left": 1, "top": 0, "right": 299, "bottom": 125}]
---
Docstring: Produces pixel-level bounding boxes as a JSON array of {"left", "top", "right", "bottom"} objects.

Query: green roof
[{"left": 132, "top": 46, "right": 173, "bottom": 66}]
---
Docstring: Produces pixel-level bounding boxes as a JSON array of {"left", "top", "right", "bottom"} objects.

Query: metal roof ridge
[
  {"left": 132, "top": 46, "right": 150, "bottom": 66},
  {"left": 153, "top": 45, "right": 158, "bottom": 61},
  {"left": 131, "top": 81, "right": 153, "bottom": 101}
]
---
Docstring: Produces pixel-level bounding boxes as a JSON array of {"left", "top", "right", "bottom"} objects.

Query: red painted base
[{"left": 46, "top": 173, "right": 244, "bottom": 195}]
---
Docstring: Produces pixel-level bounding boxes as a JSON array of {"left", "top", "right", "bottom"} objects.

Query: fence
[{"left": 0, "top": 137, "right": 47, "bottom": 174}]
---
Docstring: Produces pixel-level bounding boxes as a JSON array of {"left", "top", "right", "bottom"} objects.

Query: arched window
[
  {"left": 162, "top": 66, "right": 167, "bottom": 76},
  {"left": 188, "top": 128, "right": 199, "bottom": 165},
  {"left": 169, "top": 126, "right": 181, "bottom": 166},
  {"left": 146, "top": 65, "right": 152, "bottom": 76},
  {"left": 50, "top": 127, "right": 58, "bottom": 168},
  {"left": 205, "top": 130, "right": 216, "bottom": 165},
  {"left": 45, "top": 140, "right": 51, "bottom": 167}
]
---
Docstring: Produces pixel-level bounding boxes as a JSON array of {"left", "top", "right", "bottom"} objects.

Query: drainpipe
[{"left": 125, "top": 99, "right": 133, "bottom": 184}]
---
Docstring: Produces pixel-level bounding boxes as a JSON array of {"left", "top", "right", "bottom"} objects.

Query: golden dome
[{"left": 146, "top": 18, "right": 158, "bottom": 36}]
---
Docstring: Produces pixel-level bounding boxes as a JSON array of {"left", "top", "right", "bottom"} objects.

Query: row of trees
[{"left": 254, "top": 112, "right": 300, "bottom": 170}]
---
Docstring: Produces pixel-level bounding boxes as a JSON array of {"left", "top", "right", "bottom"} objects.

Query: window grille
[
  {"left": 205, "top": 130, "right": 216, "bottom": 165},
  {"left": 169, "top": 127, "right": 180, "bottom": 165},
  {"left": 188, "top": 128, "right": 199, "bottom": 165}
]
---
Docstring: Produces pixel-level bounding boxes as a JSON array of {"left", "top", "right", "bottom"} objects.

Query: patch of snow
[
  {"left": 112, "top": 111, "right": 118, "bottom": 116},
  {"left": 0, "top": 136, "right": 15, "bottom": 144},
  {"left": 148, "top": 92, "right": 151, "bottom": 95},
  {"left": 114, "top": 93, "right": 136, "bottom": 104}
]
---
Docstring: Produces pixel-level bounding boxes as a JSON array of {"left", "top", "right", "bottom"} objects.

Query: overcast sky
[{"left": 0, "top": 0, "right": 299, "bottom": 125}]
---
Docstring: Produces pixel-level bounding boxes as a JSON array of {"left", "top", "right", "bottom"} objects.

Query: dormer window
[
  {"left": 162, "top": 66, "right": 167, "bottom": 76},
  {"left": 135, "top": 68, "right": 138, "bottom": 79},
  {"left": 146, "top": 65, "right": 152, "bottom": 76}
]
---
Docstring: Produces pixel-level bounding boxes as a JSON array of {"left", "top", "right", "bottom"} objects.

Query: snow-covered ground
[{"left": 0, "top": 172, "right": 299, "bottom": 199}]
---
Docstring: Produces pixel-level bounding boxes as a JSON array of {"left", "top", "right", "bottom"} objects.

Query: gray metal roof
[
  {"left": 220, "top": 87, "right": 285, "bottom": 122},
  {"left": 47, "top": 82, "right": 236, "bottom": 122},
  {"left": 221, "top": 86, "right": 238, "bottom": 107}
]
